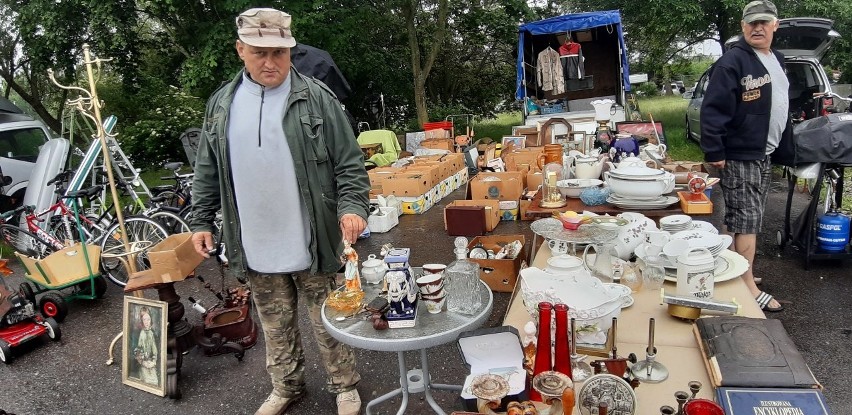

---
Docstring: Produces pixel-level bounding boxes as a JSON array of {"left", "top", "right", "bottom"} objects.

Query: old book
[
  {"left": 716, "top": 387, "right": 832, "bottom": 415},
  {"left": 693, "top": 316, "right": 820, "bottom": 388}
]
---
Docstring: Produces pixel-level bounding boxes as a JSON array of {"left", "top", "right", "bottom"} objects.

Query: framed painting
[
  {"left": 615, "top": 121, "right": 667, "bottom": 146},
  {"left": 122, "top": 296, "right": 168, "bottom": 396},
  {"left": 501, "top": 136, "right": 526, "bottom": 152}
]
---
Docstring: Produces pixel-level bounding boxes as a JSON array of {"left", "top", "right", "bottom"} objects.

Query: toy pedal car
[{"left": 0, "top": 276, "right": 61, "bottom": 364}]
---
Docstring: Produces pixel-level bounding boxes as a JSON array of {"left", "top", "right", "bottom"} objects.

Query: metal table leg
[
  {"left": 365, "top": 349, "right": 462, "bottom": 415},
  {"left": 365, "top": 351, "right": 408, "bottom": 415}
]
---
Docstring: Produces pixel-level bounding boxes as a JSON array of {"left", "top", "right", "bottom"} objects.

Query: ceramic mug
[{"left": 547, "top": 239, "right": 571, "bottom": 255}]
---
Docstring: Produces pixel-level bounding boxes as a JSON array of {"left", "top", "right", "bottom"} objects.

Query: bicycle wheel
[
  {"left": 99, "top": 217, "right": 169, "bottom": 287},
  {"left": 151, "top": 189, "right": 186, "bottom": 209},
  {"left": 0, "top": 224, "right": 57, "bottom": 259},
  {"left": 148, "top": 210, "right": 191, "bottom": 235}
]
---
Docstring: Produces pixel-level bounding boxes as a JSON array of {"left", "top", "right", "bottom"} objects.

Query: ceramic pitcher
[
  {"left": 676, "top": 247, "right": 716, "bottom": 300},
  {"left": 537, "top": 144, "right": 563, "bottom": 169},
  {"left": 582, "top": 243, "right": 618, "bottom": 282}
]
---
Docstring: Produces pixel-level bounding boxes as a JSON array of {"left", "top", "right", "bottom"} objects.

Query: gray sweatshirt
[{"left": 227, "top": 73, "right": 311, "bottom": 273}]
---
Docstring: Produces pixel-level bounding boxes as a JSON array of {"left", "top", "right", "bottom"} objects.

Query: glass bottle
[
  {"left": 553, "top": 303, "right": 572, "bottom": 379},
  {"left": 445, "top": 237, "right": 482, "bottom": 315},
  {"left": 643, "top": 255, "right": 667, "bottom": 291},
  {"left": 530, "top": 302, "right": 553, "bottom": 402}
]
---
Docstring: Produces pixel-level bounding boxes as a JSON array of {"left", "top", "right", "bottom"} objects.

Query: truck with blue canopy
[{"left": 516, "top": 10, "right": 634, "bottom": 137}]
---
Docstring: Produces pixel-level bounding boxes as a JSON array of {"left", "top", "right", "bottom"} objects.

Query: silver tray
[{"left": 530, "top": 218, "right": 620, "bottom": 244}]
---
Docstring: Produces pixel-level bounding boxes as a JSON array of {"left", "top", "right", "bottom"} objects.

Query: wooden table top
[{"left": 525, "top": 190, "right": 706, "bottom": 220}]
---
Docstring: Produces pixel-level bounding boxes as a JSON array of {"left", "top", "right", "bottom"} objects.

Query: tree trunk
[
  {"left": 0, "top": 73, "right": 61, "bottom": 133},
  {"left": 403, "top": 0, "right": 449, "bottom": 127}
]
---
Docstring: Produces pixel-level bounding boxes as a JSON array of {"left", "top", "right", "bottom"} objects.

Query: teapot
[
  {"left": 567, "top": 154, "right": 604, "bottom": 180},
  {"left": 676, "top": 247, "right": 716, "bottom": 300},
  {"left": 361, "top": 254, "right": 389, "bottom": 284}
]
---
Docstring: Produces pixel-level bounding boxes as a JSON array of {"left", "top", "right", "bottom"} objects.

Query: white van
[{"left": 0, "top": 112, "right": 53, "bottom": 208}]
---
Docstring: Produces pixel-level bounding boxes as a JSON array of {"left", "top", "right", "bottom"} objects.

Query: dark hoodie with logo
[{"left": 700, "top": 37, "right": 794, "bottom": 167}]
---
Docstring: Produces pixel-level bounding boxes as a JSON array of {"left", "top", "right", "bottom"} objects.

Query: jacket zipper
[{"left": 258, "top": 86, "right": 265, "bottom": 146}]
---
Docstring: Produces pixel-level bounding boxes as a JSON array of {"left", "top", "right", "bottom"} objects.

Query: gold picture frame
[{"left": 122, "top": 296, "right": 168, "bottom": 396}]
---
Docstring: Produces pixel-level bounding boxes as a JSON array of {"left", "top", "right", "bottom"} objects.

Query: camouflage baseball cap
[
  {"left": 236, "top": 8, "right": 296, "bottom": 48},
  {"left": 743, "top": 0, "right": 778, "bottom": 23}
]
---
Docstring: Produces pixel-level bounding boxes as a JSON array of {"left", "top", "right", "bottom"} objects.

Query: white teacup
[
  {"left": 416, "top": 273, "right": 445, "bottom": 295},
  {"left": 424, "top": 295, "right": 446, "bottom": 314},
  {"left": 645, "top": 242, "right": 664, "bottom": 257},
  {"left": 645, "top": 230, "right": 671, "bottom": 246},
  {"left": 547, "top": 239, "right": 571, "bottom": 255}
]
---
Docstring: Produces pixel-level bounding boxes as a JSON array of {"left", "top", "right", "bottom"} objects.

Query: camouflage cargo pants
[{"left": 247, "top": 269, "right": 360, "bottom": 397}]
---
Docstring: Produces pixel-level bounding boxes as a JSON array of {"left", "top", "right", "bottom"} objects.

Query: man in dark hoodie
[{"left": 700, "top": 0, "right": 788, "bottom": 312}]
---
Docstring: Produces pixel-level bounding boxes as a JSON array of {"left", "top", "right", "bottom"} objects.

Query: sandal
[{"left": 756, "top": 291, "right": 784, "bottom": 312}]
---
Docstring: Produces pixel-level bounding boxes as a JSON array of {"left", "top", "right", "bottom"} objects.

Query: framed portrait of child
[{"left": 122, "top": 296, "right": 168, "bottom": 396}]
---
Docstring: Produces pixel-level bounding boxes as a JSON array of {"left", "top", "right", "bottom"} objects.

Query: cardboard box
[
  {"left": 399, "top": 195, "right": 430, "bottom": 214},
  {"left": 502, "top": 148, "right": 543, "bottom": 172},
  {"left": 519, "top": 199, "right": 535, "bottom": 221},
  {"left": 381, "top": 172, "right": 434, "bottom": 197},
  {"left": 420, "top": 138, "right": 454, "bottom": 152},
  {"left": 466, "top": 235, "right": 526, "bottom": 292},
  {"left": 662, "top": 161, "right": 708, "bottom": 173},
  {"left": 469, "top": 171, "right": 524, "bottom": 201},
  {"left": 403, "top": 163, "right": 445, "bottom": 186},
  {"left": 445, "top": 200, "right": 501, "bottom": 231},
  {"left": 15, "top": 244, "right": 102, "bottom": 287},
  {"left": 457, "top": 326, "right": 527, "bottom": 411},
  {"left": 526, "top": 171, "right": 543, "bottom": 191},
  {"left": 147, "top": 232, "right": 205, "bottom": 283},
  {"left": 499, "top": 200, "right": 519, "bottom": 221}
]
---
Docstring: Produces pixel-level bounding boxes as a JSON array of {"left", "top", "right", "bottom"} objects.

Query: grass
[
  {"left": 636, "top": 95, "right": 704, "bottom": 162},
  {"left": 473, "top": 111, "right": 522, "bottom": 142}
]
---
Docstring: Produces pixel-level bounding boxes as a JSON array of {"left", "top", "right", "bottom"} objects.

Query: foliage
[
  {"left": 116, "top": 81, "right": 204, "bottom": 168},
  {"left": 635, "top": 82, "right": 661, "bottom": 97}
]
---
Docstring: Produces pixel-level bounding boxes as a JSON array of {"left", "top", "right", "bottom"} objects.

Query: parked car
[
  {"left": 684, "top": 17, "right": 839, "bottom": 142},
  {"left": 0, "top": 103, "right": 53, "bottom": 209}
]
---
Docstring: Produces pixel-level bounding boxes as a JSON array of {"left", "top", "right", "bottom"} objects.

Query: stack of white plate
[
  {"left": 670, "top": 230, "right": 733, "bottom": 257},
  {"left": 690, "top": 220, "right": 719, "bottom": 234},
  {"left": 607, "top": 194, "right": 679, "bottom": 209},
  {"left": 659, "top": 214, "right": 693, "bottom": 233}
]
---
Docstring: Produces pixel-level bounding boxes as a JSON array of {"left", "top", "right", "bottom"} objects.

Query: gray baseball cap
[
  {"left": 236, "top": 8, "right": 296, "bottom": 48},
  {"left": 742, "top": 0, "right": 778, "bottom": 23}
]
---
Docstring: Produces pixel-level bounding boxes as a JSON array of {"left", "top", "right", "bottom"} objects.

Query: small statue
[
  {"left": 342, "top": 241, "right": 362, "bottom": 292},
  {"left": 522, "top": 321, "right": 538, "bottom": 376}
]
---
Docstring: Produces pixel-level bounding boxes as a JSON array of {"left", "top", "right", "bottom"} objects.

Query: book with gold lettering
[{"left": 716, "top": 387, "right": 832, "bottom": 415}]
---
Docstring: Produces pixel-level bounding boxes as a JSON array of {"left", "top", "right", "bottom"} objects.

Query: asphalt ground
[{"left": 1, "top": 170, "right": 851, "bottom": 415}]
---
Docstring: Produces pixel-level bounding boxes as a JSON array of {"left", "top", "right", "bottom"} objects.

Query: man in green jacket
[{"left": 190, "top": 8, "right": 370, "bottom": 415}]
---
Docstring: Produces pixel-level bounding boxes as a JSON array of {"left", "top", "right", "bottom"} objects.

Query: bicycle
[
  {"left": 1, "top": 184, "right": 169, "bottom": 287},
  {"left": 150, "top": 161, "right": 193, "bottom": 210}
]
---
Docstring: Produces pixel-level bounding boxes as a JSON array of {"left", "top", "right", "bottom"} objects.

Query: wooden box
[
  {"left": 466, "top": 235, "right": 526, "bottom": 292},
  {"left": 678, "top": 191, "right": 713, "bottom": 214}
]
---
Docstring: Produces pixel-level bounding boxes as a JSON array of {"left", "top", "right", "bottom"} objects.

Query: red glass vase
[
  {"left": 530, "top": 302, "right": 553, "bottom": 402},
  {"left": 553, "top": 303, "right": 572, "bottom": 379}
]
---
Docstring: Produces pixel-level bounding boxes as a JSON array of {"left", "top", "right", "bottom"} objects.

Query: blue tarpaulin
[{"left": 516, "top": 10, "right": 631, "bottom": 100}]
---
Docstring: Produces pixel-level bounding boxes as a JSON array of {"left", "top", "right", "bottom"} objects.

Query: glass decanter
[{"left": 446, "top": 237, "right": 482, "bottom": 315}]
